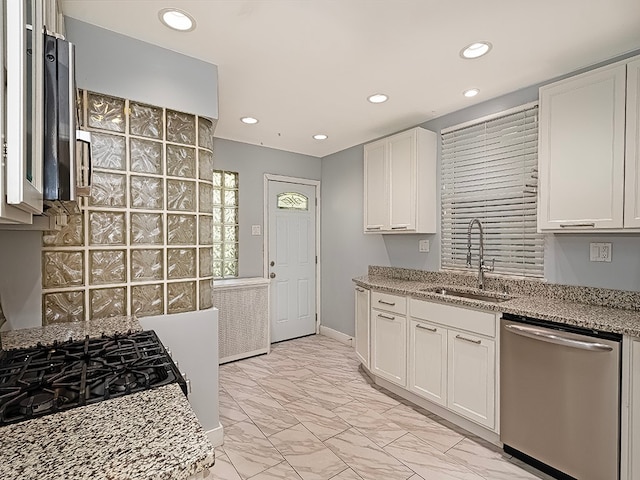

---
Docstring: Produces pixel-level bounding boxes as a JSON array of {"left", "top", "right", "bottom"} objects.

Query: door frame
[{"left": 263, "top": 174, "right": 321, "bottom": 335}]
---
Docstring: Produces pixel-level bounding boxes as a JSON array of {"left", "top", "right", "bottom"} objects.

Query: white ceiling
[{"left": 61, "top": 0, "right": 640, "bottom": 158}]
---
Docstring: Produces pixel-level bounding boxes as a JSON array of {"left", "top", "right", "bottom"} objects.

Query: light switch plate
[
  {"left": 251, "top": 225, "right": 261, "bottom": 236},
  {"left": 590, "top": 242, "right": 612, "bottom": 262},
  {"left": 419, "top": 239, "right": 430, "bottom": 253}
]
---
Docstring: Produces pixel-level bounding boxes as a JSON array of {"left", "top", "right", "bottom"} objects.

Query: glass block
[
  {"left": 199, "top": 247, "right": 213, "bottom": 277},
  {"left": 90, "top": 287, "right": 126, "bottom": 319},
  {"left": 88, "top": 93, "right": 125, "bottom": 132},
  {"left": 213, "top": 243, "right": 223, "bottom": 261},
  {"left": 167, "top": 214, "right": 196, "bottom": 245},
  {"left": 90, "top": 250, "right": 126, "bottom": 285},
  {"left": 91, "top": 133, "right": 126, "bottom": 170},
  {"left": 224, "top": 172, "right": 238, "bottom": 189},
  {"left": 167, "top": 180, "right": 196, "bottom": 211},
  {"left": 132, "top": 284, "right": 164, "bottom": 317},
  {"left": 43, "top": 215, "right": 83, "bottom": 246},
  {"left": 43, "top": 251, "right": 84, "bottom": 288},
  {"left": 167, "top": 145, "right": 196, "bottom": 178},
  {"left": 212, "top": 188, "right": 222, "bottom": 206},
  {"left": 166, "top": 110, "right": 196, "bottom": 145},
  {"left": 129, "top": 102, "right": 163, "bottom": 139},
  {"left": 198, "top": 118, "right": 214, "bottom": 150},
  {"left": 213, "top": 207, "right": 222, "bottom": 224},
  {"left": 90, "top": 172, "right": 126, "bottom": 207},
  {"left": 224, "top": 225, "right": 238, "bottom": 242},
  {"left": 167, "top": 248, "right": 196, "bottom": 279},
  {"left": 198, "top": 150, "right": 213, "bottom": 181},
  {"left": 89, "top": 211, "right": 125, "bottom": 245},
  {"left": 213, "top": 260, "right": 223, "bottom": 278},
  {"left": 199, "top": 278, "right": 213, "bottom": 310},
  {"left": 223, "top": 260, "right": 238, "bottom": 277},
  {"left": 198, "top": 216, "right": 213, "bottom": 245},
  {"left": 44, "top": 291, "right": 84, "bottom": 325},
  {"left": 131, "top": 176, "right": 164, "bottom": 210},
  {"left": 200, "top": 184, "right": 213, "bottom": 213},
  {"left": 213, "top": 225, "right": 223, "bottom": 242},
  {"left": 224, "top": 207, "right": 238, "bottom": 224},
  {"left": 130, "top": 139, "right": 163, "bottom": 175},
  {"left": 224, "top": 190, "right": 238, "bottom": 207},
  {"left": 167, "top": 281, "right": 196, "bottom": 314},
  {"left": 130, "top": 213, "right": 163, "bottom": 245},
  {"left": 131, "top": 249, "right": 163, "bottom": 282},
  {"left": 212, "top": 171, "right": 222, "bottom": 187},
  {"left": 223, "top": 242, "right": 238, "bottom": 260}
]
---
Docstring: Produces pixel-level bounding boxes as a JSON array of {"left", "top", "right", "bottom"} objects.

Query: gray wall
[
  {"left": 65, "top": 18, "right": 218, "bottom": 119},
  {"left": 213, "top": 138, "right": 322, "bottom": 278}
]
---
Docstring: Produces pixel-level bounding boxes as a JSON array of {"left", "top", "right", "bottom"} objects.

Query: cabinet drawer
[
  {"left": 372, "top": 291, "right": 406, "bottom": 315},
  {"left": 409, "top": 298, "right": 496, "bottom": 337}
]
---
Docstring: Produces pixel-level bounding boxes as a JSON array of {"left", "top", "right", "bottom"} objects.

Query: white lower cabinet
[
  {"left": 409, "top": 319, "right": 447, "bottom": 406},
  {"left": 371, "top": 302, "right": 407, "bottom": 387},
  {"left": 354, "top": 287, "right": 370, "bottom": 367},
  {"left": 447, "top": 330, "right": 495, "bottom": 429}
]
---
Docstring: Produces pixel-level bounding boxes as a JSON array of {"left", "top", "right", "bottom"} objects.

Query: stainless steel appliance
[{"left": 501, "top": 313, "right": 621, "bottom": 480}]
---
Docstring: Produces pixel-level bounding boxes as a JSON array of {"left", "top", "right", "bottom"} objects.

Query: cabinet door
[
  {"left": 409, "top": 320, "right": 447, "bottom": 406},
  {"left": 447, "top": 331, "right": 495, "bottom": 429},
  {"left": 388, "top": 130, "right": 416, "bottom": 231},
  {"left": 625, "top": 58, "right": 640, "bottom": 228},
  {"left": 538, "top": 64, "right": 626, "bottom": 230},
  {"left": 371, "top": 309, "right": 406, "bottom": 387},
  {"left": 354, "top": 287, "right": 370, "bottom": 367},
  {"left": 364, "top": 140, "right": 388, "bottom": 232}
]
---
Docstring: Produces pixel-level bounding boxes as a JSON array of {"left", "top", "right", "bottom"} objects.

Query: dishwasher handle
[{"left": 504, "top": 324, "right": 613, "bottom": 352}]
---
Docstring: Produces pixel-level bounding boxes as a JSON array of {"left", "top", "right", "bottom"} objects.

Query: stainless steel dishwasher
[{"left": 501, "top": 313, "right": 621, "bottom": 480}]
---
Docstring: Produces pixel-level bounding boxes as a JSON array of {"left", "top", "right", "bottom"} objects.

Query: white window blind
[{"left": 441, "top": 104, "right": 543, "bottom": 278}]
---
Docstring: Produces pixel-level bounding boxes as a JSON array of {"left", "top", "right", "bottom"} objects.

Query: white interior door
[{"left": 268, "top": 180, "right": 317, "bottom": 343}]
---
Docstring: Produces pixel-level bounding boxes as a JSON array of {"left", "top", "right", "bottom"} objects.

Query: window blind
[{"left": 441, "top": 104, "right": 543, "bottom": 277}]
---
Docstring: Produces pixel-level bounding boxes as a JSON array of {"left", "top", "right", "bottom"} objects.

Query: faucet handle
[
  {"left": 466, "top": 252, "right": 472, "bottom": 267},
  {"left": 486, "top": 258, "right": 495, "bottom": 272}
]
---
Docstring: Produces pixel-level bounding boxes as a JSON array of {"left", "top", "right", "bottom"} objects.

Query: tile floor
[{"left": 210, "top": 334, "right": 551, "bottom": 480}]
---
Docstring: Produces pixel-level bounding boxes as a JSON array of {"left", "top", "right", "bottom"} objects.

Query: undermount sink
[{"left": 420, "top": 287, "right": 512, "bottom": 303}]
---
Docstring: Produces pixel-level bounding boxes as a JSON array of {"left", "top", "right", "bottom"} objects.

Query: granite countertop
[
  {"left": 355, "top": 273, "right": 640, "bottom": 337},
  {"left": 0, "top": 316, "right": 215, "bottom": 480}
]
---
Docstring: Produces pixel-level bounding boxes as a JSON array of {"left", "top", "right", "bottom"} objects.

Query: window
[
  {"left": 277, "top": 192, "right": 309, "bottom": 210},
  {"left": 213, "top": 170, "right": 239, "bottom": 278},
  {"left": 441, "top": 103, "right": 543, "bottom": 278}
]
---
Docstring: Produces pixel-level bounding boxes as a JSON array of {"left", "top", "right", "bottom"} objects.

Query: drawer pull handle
[
  {"left": 356, "top": 287, "right": 365, "bottom": 292},
  {"left": 416, "top": 324, "right": 437, "bottom": 332},
  {"left": 391, "top": 225, "right": 409, "bottom": 230},
  {"left": 367, "top": 226, "right": 383, "bottom": 230},
  {"left": 377, "top": 313, "right": 396, "bottom": 320},
  {"left": 559, "top": 223, "right": 595, "bottom": 228},
  {"left": 378, "top": 300, "right": 396, "bottom": 306},
  {"left": 456, "top": 335, "right": 481, "bottom": 345}
]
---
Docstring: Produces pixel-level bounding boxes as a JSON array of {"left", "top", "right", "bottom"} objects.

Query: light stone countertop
[
  {"left": 355, "top": 273, "right": 640, "bottom": 337},
  {"left": 0, "top": 316, "right": 215, "bottom": 480}
]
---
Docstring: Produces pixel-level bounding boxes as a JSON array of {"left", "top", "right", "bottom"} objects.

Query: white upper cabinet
[
  {"left": 364, "top": 127, "right": 437, "bottom": 233},
  {"left": 538, "top": 55, "right": 640, "bottom": 231}
]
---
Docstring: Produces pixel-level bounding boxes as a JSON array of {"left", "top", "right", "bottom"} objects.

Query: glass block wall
[{"left": 41, "top": 91, "right": 217, "bottom": 325}]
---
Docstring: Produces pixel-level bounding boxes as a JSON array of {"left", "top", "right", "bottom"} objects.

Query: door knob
[
  {"left": 270, "top": 272, "right": 276, "bottom": 279},
  {"left": 270, "top": 261, "right": 275, "bottom": 267}
]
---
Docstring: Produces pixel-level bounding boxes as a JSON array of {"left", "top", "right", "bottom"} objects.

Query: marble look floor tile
[
  {"left": 384, "top": 433, "right": 484, "bottom": 480},
  {"left": 286, "top": 398, "right": 351, "bottom": 441},
  {"left": 445, "top": 438, "right": 550, "bottom": 480},
  {"left": 235, "top": 395, "right": 300, "bottom": 436},
  {"left": 324, "top": 428, "right": 414, "bottom": 480},
  {"left": 334, "top": 401, "right": 407, "bottom": 447},
  {"left": 408, "top": 475, "right": 425, "bottom": 480},
  {"left": 208, "top": 453, "right": 243, "bottom": 480},
  {"left": 329, "top": 468, "right": 363, "bottom": 479},
  {"left": 297, "top": 376, "right": 354, "bottom": 411},
  {"left": 256, "top": 375, "right": 309, "bottom": 404},
  {"left": 382, "top": 403, "right": 464, "bottom": 452},
  {"left": 276, "top": 366, "right": 317, "bottom": 381},
  {"left": 223, "top": 421, "right": 284, "bottom": 479},
  {"left": 247, "top": 461, "right": 303, "bottom": 480},
  {"left": 306, "top": 364, "right": 362, "bottom": 386},
  {"left": 219, "top": 389, "right": 251, "bottom": 427},
  {"left": 236, "top": 357, "right": 277, "bottom": 380},
  {"left": 269, "top": 424, "right": 348, "bottom": 480},
  {"left": 339, "top": 380, "right": 400, "bottom": 413}
]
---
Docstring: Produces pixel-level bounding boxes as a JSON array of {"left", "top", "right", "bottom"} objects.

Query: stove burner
[{"left": 19, "top": 392, "right": 55, "bottom": 415}]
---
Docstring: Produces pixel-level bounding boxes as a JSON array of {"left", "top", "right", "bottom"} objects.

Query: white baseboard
[
  {"left": 319, "top": 325, "right": 353, "bottom": 347},
  {"left": 206, "top": 423, "right": 224, "bottom": 447}
]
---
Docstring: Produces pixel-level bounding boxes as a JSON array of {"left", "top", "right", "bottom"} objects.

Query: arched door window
[{"left": 277, "top": 192, "right": 309, "bottom": 211}]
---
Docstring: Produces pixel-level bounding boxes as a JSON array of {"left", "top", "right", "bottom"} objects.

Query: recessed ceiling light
[
  {"left": 463, "top": 88, "right": 480, "bottom": 98},
  {"left": 159, "top": 8, "right": 196, "bottom": 32},
  {"left": 367, "top": 93, "right": 388, "bottom": 104},
  {"left": 240, "top": 116, "right": 259, "bottom": 125},
  {"left": 313, "top": 134, "right": 328, "bottom": 140},
  {"left": 460, "top": 42, "right": 492, "bottom": 59}
]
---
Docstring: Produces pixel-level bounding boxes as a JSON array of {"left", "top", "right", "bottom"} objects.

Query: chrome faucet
[{"left": 466, "top": 218, "right": 494, "bottom": 290}]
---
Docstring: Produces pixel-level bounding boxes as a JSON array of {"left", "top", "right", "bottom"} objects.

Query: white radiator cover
[{"left": 214, "top": 277, "right": 270, "bottom": 363}]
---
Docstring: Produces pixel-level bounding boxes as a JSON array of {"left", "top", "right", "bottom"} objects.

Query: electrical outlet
[
  {"left": 419, "top": 239, "right": 430, "bottom": 253},
  {"left": 590, "top": 242, "right": 612, "bottom": 262},
  {"left": 251, "top": 225, "right": 261, "bottom": 236}
]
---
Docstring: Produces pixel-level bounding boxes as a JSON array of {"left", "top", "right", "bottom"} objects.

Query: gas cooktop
[{"left": 0, "top": 330, "right": 186, "bottom": 426}]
